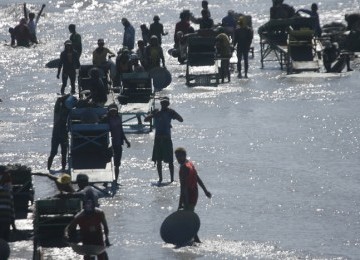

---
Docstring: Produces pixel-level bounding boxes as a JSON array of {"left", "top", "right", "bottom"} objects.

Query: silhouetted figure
[
  {"left": 23, "top": 3, "right": 45, "bottom": 44},
  {"left": 69, "top": 24, "right": 82, "bottom": 57},
  {"left": 57, "top": 40, "right": 80, "bottom": 95},
  {"left": 233, "top": 17, "right": 253, "bottom": 78},
  {"left": 149, "top": 15, "right": 168, "bottom": 45}
]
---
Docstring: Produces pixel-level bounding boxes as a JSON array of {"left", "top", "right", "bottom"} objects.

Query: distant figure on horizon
[{"left": 23, "top": 3, "right": 45, "bottom": 44}]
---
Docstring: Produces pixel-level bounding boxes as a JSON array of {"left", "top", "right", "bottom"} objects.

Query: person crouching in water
[
  {"left": 103, "top": 104, "right": 130, "bottom": 185},
  {"left": 64, "top": 193, "right": 110, "bottom": 260},
  {"left": 322, "top": 41, "right": 352, "bottom": 73}
]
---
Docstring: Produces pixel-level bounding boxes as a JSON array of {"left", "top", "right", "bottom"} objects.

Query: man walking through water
[
  {"left": 144, "top": 97, "right": 183, "bottom": 184},
  {"left": 174, "top": 147, "right": 212, "bottom": 243}
]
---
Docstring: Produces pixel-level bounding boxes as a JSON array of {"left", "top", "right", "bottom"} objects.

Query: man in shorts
[{"left": 144, "top": 97, "right": 183, "bottom": 183}]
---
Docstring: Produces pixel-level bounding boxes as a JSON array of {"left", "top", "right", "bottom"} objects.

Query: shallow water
[{"left": 1, "top": 0, "right": 360, "bottom": 259}]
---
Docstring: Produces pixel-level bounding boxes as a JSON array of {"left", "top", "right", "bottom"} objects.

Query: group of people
[
  {"left": 44, "top": 92, "right": 211, "bottom": 258},
  {"left": 9, "top": 3, "right": 45, "bottom": 47}
]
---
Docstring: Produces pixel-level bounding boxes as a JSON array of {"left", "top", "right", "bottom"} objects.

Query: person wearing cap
[
  {"left": 149, "top": 15, "right": 168, "bottom": 46},
  {"left": 233, "top": 16, "right": 253, "bottom": 78},
  {"left": 145, "top": 35, "right": 166, "bottom": 70},
  {"left": 102, "top": 105, "right": 130, "bottom": 184},
  {"left": 57, "top": 173, "right": 102, "bottom": 206},
  {"left": 10, "top": 18, "right": 31, "bottom": 47},
  {"left": 0, "top": 166, "right": 16, "bottom": 241},
  {"left": 121, "top": 18, "right": 136, "bottom": 51},
  {"left": 68, "top": 24, "right": 82, "bottom": 57},
  {"left": 92, "top": 39, "right": 116, "bottom": 68},
  {"left": 23, "top": 3, "right": 45, "bottom": 44},
  {"left": 57, "top": 40, "right": 80, "bottom": 95},
  {"left": 32, "top": 172, "right": 75, "bottom": 193},
  {"left": 144, "top": 97, "right": 183, "bottom": 183},
  {"left": 47, "top": 94, "right": 72, "bottom": 171}
]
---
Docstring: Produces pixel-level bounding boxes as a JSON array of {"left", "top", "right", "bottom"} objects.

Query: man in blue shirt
[{"left": 144, "top": 97, "right": 183, "bottom": 184}]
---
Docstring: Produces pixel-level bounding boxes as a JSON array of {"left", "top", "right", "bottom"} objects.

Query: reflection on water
[{"left": 1, "top": 0, "right": 360, "bottom": 259}]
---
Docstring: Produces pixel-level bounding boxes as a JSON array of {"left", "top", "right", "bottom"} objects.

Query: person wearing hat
[
  {"left": 68, "top": 24, "right": 82, "bottom": 57},
  {"left": 47, "top": 94, "right": 72, "bottom": 171},
  {"left": 102, "top": 105, "right": 130, "bottom": 184},
  {"left": 32, "top": 172, "right": 75, "bottom": 193},
  {"left": 145, "top": 35, "right": 166, "bottom": 70},
  {"left": 121, "top": 18, "right": 136, "bottom": 51},
  {"left": 57, "top": 40, "right": 80, "bottom": 95},
  {"left": 233, "top": 16, "right": 253, "bottom": 78},
  {"left": 144, "top": 97, "right": 183, "bottom": 184},
  {"left": 149, "top": 15, "right": 168, "bottom": 46}
]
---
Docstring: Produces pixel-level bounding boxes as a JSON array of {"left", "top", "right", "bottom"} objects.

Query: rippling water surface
[{"left": 1, "top": 0, "right": 360, "bottom": 259}]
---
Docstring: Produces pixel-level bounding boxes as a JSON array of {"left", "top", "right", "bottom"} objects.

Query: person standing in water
[
  {"left": 47, "top": 94, "right": 73, "bottom": 171},
  {"left": 64, "top": 194, "right": 110, "bottom": 260},
  {"left": 144, "top": 97, "right": 183, "bottom": 184},
  {"left": 57, "top": 40, "right": 80, "bottom": 95},
  {"left": 233, "top": 16, "right": 253, "bottom": 78},
  {"left": 68, "top": 24, "right": 82, "bottom": 57},
  {"left": 174, "top": 147, "right": 212, "bottom": 243},
  {"left": 23, "top": 3, "right": 46, "bottom": 44}
]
